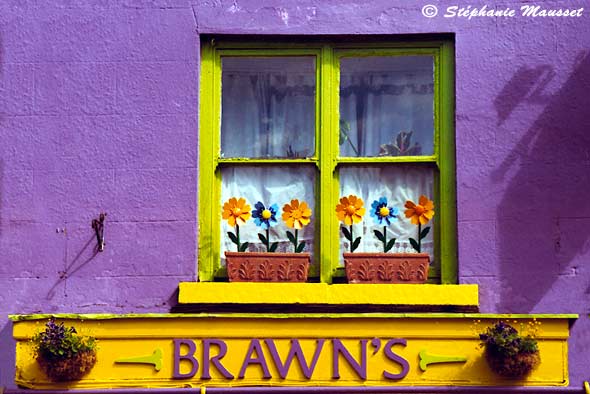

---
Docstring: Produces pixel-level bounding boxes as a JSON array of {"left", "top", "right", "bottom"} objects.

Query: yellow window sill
[{"left": 178, "top": 282, "right": 479, "bottom": 309}]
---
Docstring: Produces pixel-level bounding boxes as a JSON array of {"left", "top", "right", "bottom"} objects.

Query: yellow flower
[
  {"left": 404, "top": 195, "right": 435, "bottom": 225},
  {"left": 222, "top": 197, "right": 251, "bottom": 227},
  {"left": 282, "top": 199, "right": 312, "bottom": 230},
  {"left": 336, "top": 195, "right": 365, "bottom": 225}
]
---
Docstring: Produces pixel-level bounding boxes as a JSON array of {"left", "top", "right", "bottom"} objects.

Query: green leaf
[
  {"left": 269, "top": 242, "right": 279, "bottom": 253},
  {"left": 409, "top": 238, "right": 420, "bottom": 252},
  {"left": 420, "top": 226, "right": 431, "bottom": 240},
  {"left": 341, "top": 226, "right": 352, "bottom": 241},
  {"left": 373, "top": 229, "right": 385, "bottom": 242},
  {"left": 286, "top": 231, "right": 296, "bottom": 245},
  {"left": 258, "top": 233, "right": 268, "bottom": 245},
  {"left": 351, "top": 237, "right": 361, "bottom": 252},
  {"left": 385, "top": 238, "right": 396, "bottom": 253},
  {"left": 239, "top": 242, "right": 249, "bottom": 252},
  {"left": 227, "top": 232, "right": 238, "bottom": 245},
  {"left": 296, "top": 241, "right": 306, "bottom": 253}
]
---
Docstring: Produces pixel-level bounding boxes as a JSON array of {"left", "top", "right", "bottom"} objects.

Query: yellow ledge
[{"left": 178, "top": 282, "right": 478, "bottom": 307}]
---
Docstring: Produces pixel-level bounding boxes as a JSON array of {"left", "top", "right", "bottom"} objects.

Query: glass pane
[
  {"left": 338, "top": 165, "right": 435, "bottom": 263},
  {"left": 339, "top": 56, "right": 434, "bottom": 157},
  {"left": 221, "top": 57, "right": 316, "bottom": 158},
  {"left": 220, "top": 165, "right": 317, "bottom": 267}
]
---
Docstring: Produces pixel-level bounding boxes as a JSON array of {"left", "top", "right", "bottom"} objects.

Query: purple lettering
[
  {"left": 202, "top": 339, "right": 233, "bottom": 379},
  {"left": 383, "top": 338, "right": 410, "bottom": 380},
  {"left": 173, "top": 339, "right": 199, "bottom": 379},
  {"left": 332, "top": 339, "right": 368, "bottom": 380},
  {"left": 238, "top": 339, "right": 271, "bottom": 379},
  {"left": 264, "top": 339, "right": 325, "bottom": 379}
]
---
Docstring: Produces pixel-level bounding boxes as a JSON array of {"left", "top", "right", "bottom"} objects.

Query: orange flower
[
  {"left": 404, "top": 195, "right": 435, "bottom": 225},
  {"left": 282, "top": 199, "right": 312, "bottom": 230},
  {"left": 222, "top": 197, "right": 251, "bottom": 227},
  {"left": 336, "top": 195, "right": 365, "bottom": 225}
]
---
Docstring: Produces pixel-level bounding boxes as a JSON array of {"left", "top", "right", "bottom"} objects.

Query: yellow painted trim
[
  {"left": 177, "top": 282, "right": 478, "bottom": 306},
  {"left": 9, "top": 312, "right": 578, "bottom": 322}
]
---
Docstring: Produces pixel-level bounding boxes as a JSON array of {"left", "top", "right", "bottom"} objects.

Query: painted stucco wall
[{"left": 1, "top": 0, "right": 589, "bottom": 389}]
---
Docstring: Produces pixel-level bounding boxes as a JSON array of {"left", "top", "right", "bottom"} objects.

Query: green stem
[
  {"left": 383, "top": 225, "right": 387, "bottom": 252},
  {"left": 266, "top": 228, "right": 270, "bottom": 252},
  {"left": 235, "top": 224, "right": 240, "bottom": 252},
  {"left": 349, "top": 224, "right": 354, "bottom": 253},
  {"left": 417, "top": 223, "right": 422, "bottom": 253},
  {"left": 294, "top": 229, "right": 299, "bottom": 253}
]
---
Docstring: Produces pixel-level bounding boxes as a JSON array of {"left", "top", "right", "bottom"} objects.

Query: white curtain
[
  {"left": 339, "top": 165, "right": 435, "bottom": 263},
  {"left": 218, "top": 55, "right": 436, "bottom": 270},
  {"left": 220, "top": 166, "right": 317, "bottom": 266},
  {"left": 220, "top": 57, "right": 316, "bottom": 158},
  {"left": 339, "top": 56, "right": 434, "bottom": 157}
]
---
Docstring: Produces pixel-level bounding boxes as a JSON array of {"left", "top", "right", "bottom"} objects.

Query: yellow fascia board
[{"left": 178, "top": 282, "right": 478, "bottom": 307}]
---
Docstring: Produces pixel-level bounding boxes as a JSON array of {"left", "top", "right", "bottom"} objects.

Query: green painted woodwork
[
  {"left": 419, "top": 349, "right": 468, "bottom": 371},
  {"left": 114, "top": 348, "right": 163, "bottom": 372},
  {"left": 198, "top": 39, "right": 456, "bottom": 284}
]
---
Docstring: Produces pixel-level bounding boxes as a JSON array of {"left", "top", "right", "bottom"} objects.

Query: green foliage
[
  {"left": 32, "top": 319, "right": 96, "bottom": 362},
  {"left": 479, "top": 321, "right": 539, "bottom": 358},
  {"left": 409, "top": 237, "right": 420, "bottom": 252}
]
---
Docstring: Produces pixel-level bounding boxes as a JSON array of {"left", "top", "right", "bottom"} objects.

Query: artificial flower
[
  {"left": 370, "top": 197, "right": 399, "bottom": 226},
  {"left": 252, "top": 201, "right": 279, "bottom": 230},
  {"left": 404, "top": 195, "right": 435, "bottom": 225},
  {"left": 282, "top": 199, "right": 312, "bottom": 230},
  {"left": 335, "top": 195, "right": 365, "bottom": 225},
  {"left": 222, "top": 197, "right": 251, "bottom": 227}
]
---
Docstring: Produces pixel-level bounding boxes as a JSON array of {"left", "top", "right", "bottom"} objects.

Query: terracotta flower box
[
  {"left": 343, "top": 252, "right": 430, "bottom": 284},
  {"left": 225, "top": 252, "right": 310, "bottom": 282}
]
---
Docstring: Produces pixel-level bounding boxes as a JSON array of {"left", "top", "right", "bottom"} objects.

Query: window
[{"left": 198, "top": 39, "right": 456, "bottom": 284}]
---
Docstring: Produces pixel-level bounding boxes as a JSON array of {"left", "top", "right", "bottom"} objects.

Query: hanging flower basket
[
  {"left": 32, "top": 319, "right": 97, "bottom": 382},
  {"left": 38, "top": 348, "right": 97, "bottom": 382},
  {"left": 479, "top": 321, "right": 541, "bottom": 378},
  {"left": 343, "top": 252, "right": 430, "bottom": 284},
  {"left": 225, "top": 251, "right": 310, "bottom": 282},
  {"left": 484, "top": 347, "right": 540, "bottom": 378}
]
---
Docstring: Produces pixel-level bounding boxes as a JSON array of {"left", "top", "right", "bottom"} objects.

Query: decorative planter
[
  {"left": 225, "top": 252, "right": 310, "bottom": 282},
  {"left": 37, "top": 349, "right": 97, "bottom": 381},
  {"left": 484, "top": 348, "right": 541, "bottom": 378},
  {"left": 343, "top": 253, "right": 430, "bottom": 284}
]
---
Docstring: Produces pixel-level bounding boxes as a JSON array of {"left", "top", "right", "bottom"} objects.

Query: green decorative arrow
[
  {"left": 419, "top": 349, "right": 468, "bottom": 372},
  {"left": 115, "top": 348, "right": 163, "bottom": 372}
]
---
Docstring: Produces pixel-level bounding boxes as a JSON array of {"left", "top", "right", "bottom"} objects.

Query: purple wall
[{"left": 1, "top": 0, "right": 589, "bottom": 389}]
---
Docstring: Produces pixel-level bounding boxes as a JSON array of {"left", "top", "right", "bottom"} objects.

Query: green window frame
[{"left": 198, "top": 39, "right": 456, "bottom": 284}]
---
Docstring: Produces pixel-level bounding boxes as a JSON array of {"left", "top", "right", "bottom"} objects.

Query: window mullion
[{"left": 319, "top": 45, "right": 338, "bottom": 284}]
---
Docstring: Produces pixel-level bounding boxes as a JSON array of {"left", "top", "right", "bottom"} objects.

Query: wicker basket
[{"left": 37, "top": 349, "right": 97, "bottom": 381}]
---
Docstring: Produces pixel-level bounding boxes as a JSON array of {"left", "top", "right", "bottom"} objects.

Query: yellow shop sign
[{"left": 11, "top": 313, "right": 573, "bottom": 389}]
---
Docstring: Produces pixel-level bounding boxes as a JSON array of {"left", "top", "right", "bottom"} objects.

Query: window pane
[
  {"left": 339, "top": 56, "right": 434, "bottom": 157},
  {"left": 221, "top": 57, "right": 316, "bottom": 158},
  {"left": 338, "top": 165, "right": 435, "bottom": 263},
  {"left": 220, "top": 165, "right": 317, "bottom": 267}
]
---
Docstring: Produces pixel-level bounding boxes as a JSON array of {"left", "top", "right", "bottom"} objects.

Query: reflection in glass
[
  {"left": 339, "top": 56, "right": 434, "bottom": 157},
  {"left": 221, "top": 57, "right": 316, "bottom": 158},
  {"left": 338, "top": 165, "right": 435, "bottom": 263},
  {"left": 220, "top": 165, "right": 317, "bottom": 265}
]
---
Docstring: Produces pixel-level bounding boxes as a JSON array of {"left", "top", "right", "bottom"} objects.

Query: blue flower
[
  {"left": 252, "top": 201, "right": 279, "bottom": 229},
  {"left": 370, "top": 197, "right": 399, "bottom": 226}
]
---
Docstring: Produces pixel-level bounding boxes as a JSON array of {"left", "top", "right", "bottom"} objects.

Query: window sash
[{"left": 198, "top": 40, "right": 456, "bottom": 284}]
